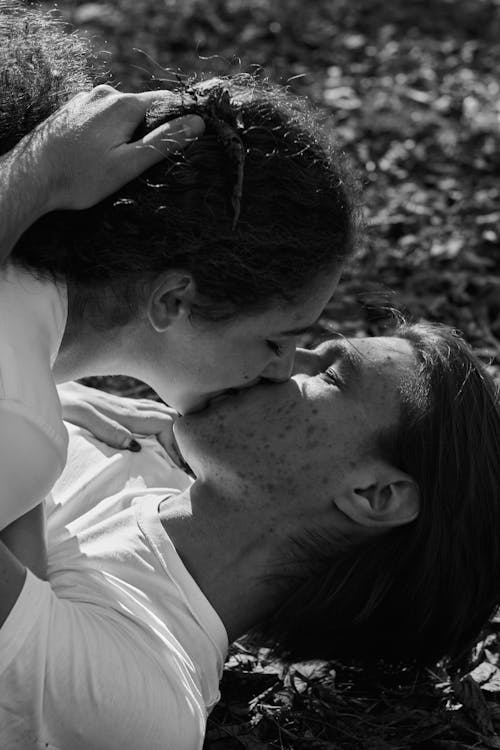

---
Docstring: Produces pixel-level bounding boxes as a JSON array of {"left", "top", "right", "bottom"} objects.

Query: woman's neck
[{"left": 53, "top": 282, "right": 147, "bottom": 383}]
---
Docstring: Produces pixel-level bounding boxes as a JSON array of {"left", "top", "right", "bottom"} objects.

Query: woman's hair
[
  {"left": 2, "top": 2, "right": 358, "bottom": 323},
  {"left": 255, "top": 322, "right": 500, "bottom": 667}
]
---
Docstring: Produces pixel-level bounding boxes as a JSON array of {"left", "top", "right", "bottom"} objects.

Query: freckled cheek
[
  {"left": 258, "top": 421, "right": 328, "bottom": 481},
  {"left": 302, "top": 419, "right": 330, "bottom": 449}
]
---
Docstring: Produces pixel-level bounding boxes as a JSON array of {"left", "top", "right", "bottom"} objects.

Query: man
[{"left": 2, "top": 326, "right": 500, "bottom": 749}]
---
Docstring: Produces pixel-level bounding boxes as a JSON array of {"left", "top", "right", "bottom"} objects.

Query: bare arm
[
  {"left": 0, "top": 85, "right": 204, "bottom": 262},
  {"left": 0, "top": 147, "right": 48, "bottom": 260}
]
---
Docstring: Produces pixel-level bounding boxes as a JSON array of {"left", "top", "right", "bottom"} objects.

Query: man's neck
[{"left": 158, "top": 482, "right": 284, "bottom": 642}]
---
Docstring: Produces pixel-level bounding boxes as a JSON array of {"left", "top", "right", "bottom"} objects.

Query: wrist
[{"left": 2, "top": 142, "right": 51, "bottom": 224}]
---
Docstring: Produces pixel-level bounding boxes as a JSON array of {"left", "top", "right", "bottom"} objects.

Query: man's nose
[{"left": 261, "top": 342, "right": 296, "bottom": 382}]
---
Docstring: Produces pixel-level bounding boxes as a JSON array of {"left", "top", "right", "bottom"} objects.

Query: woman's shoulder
[
  {"left": 0, "top": 404, "right": 67, "bottom": 528},
  {"left": 0, "top": 263, "right": 67, "bottom": 364},
  {"left": 0, "top": 262, "right": 68, "bottom": 454}
]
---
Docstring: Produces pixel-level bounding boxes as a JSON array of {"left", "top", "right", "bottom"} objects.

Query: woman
[
  {"left": 1, "top": 320, "right": 499, "bottom": 749},
  {"left": 0, "top": 4, "right": 356, "bottom": 573}
]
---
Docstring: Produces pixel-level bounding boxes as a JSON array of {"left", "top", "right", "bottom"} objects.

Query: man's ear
[
  {"left": 146, "top": 271, "right": 197, "bottom": 333},
  {"left": 334, "top": 462, "right": 419, "bottom": 529}
]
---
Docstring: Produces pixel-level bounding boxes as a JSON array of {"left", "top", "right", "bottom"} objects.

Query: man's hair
[
  {"left": 1, "top": 2, "right": 358, "bottom": 323},
  {"left": 254, "top": 322, "right": 500, "bottom": 667}
]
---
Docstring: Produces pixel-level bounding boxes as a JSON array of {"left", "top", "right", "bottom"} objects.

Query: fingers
[
  {"left": 40, "top": 84, "right": 206, "bottom": 210},
  {"left": 108, "top": 410, "right": 176, "bottom": 437},
  {"left": 128, "top": 89, "right": 176, "bottom": 108},
  {"left": 129, "top": 114, "right": 205, "bottom": 168},
  {"left": 92, "top": 413, "right": 142, "bottom": 451},
  {"left": 88, "top": 86, "right": 205, "bottom": 154},
  {"left": 86, "top": 402, "right": 183, "bottom": 466},
  {"left": 155, "top": 429, "right": 186, "bottom": 469},
  {"left": 66, "top": 404, "right": 140, "bottom": 451},
  {"left": 127, "top": 400, "right": 178, "bottom": 419}
]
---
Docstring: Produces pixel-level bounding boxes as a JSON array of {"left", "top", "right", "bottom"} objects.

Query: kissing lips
[{"left": 208, "top": 388, "right": 239, "bottom": 407}]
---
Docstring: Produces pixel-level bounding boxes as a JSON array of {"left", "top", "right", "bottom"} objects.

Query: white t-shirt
[
  {"left": 0, "top": 425, "right": 228, "bottom": 750},
  {"left": 0, "top": 263, "right": 68, "bottom": 529}
]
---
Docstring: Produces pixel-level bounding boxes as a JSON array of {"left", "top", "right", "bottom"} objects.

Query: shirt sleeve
[
  {"left": 0, "top": 403, "right": 65, "bottom": 529},
  {"left": 0, "top": 572, "right": 207, "bottom": 750}
]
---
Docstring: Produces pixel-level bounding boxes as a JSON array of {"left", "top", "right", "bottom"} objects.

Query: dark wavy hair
[
  {"left": 1, "top": 2, "right": 359, "bottom": 323},
  {"left": 254, "top": 322, "right": 500, "bottom": 667}
]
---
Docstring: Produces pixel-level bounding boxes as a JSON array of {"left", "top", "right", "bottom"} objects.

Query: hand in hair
[
  {"left": 0, "top": 86, "right": 205, "bottom": 260},
  {"left": 30, "top": 85, "right": 206, "bottom": 211}
]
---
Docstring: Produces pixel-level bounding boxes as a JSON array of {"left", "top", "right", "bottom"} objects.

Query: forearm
[{"left": 0, "top": 145, "right": 47, "bottom": 262}]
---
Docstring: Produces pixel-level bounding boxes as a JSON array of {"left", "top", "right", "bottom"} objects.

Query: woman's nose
[{"left": 261, "top": 342, "right": 296, "bottom": 382}]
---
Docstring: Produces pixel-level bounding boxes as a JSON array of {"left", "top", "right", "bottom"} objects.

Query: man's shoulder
[{"left": 49, "top": 425, "right": 191, "bottom": 528}]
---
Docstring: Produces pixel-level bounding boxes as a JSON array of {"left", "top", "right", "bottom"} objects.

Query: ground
[{"left": 38, "top": 0, "right": 500, "bottom": 746}]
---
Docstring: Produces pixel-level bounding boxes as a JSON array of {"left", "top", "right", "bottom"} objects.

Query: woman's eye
[{"left": 266, "top": 340, "right": 283, "bottom": 356}]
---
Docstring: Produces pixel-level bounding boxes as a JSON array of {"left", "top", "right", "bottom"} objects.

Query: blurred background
[{"left": 35, "top": 1, "right": 500, "bottom": 747}]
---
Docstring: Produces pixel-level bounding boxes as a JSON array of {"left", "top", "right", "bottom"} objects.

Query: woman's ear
[
  {"left": 334, "top": 462, "right": 420, "bottom": 529},
  {"left": 146, "top": 271, "right": 197, "bottom": 333}
]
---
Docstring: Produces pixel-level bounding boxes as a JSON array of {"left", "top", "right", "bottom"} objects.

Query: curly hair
[
  {"left": 254, "top": 322, "right": 500, "bottom": 667},
  {"left": 0, "top": 1, "right": 95, "bottom": 154},
  {"left": 2, "top": 2, "right": 359, "bottom": 323}
]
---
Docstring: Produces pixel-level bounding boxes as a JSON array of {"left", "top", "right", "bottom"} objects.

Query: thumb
[
  {"left": 131, "top": 114, "right": 205, "bottom": 167},
  {"left": 156, "top": 428, "right": 185, "bottom": 468}
]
